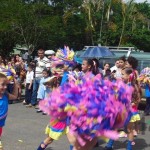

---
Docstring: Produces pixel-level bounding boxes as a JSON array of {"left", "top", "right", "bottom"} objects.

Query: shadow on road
[{"left": 45, "top": 147, "right": 54, "bottom": 150}]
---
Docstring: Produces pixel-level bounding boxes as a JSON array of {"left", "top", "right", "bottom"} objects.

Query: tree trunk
[{"left": 118, "top": 17, "right": 126, "bottom": 47}]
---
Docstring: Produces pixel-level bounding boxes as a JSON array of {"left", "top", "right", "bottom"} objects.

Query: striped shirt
[{"left": 35, "top": 57, "right": 49, "bottom": 78}]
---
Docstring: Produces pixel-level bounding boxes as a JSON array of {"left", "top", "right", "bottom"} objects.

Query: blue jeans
[
  {"left": 7, "top": 84, "right": 14, "bottom": 93},
  {"left": 145, "top": 97, "right": 150, "bottom": 114},
  {"left": 31, "top": 77, "right": 41, "bottom": 105},
  {"left": 7, "top": 84, "right": 14, "bottom": 103},
  {"left": 25, "top": 83, "right": 33, "bottom": 104}
]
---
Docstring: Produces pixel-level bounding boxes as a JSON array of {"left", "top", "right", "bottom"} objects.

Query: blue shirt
[
  {"left": 0, "top": 93, "right": 8, "bottom": 126},
  {"left": 37, "top": 77, "right": 50, "bottom": 99},
  {"left": 145, "top": 84, "right": 150, "bottom": 97},
  {"left": 60, "top": 72, "right": 69, "bottom": 86}
]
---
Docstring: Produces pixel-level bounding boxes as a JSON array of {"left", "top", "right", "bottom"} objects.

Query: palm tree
[
  {"left": 118, "top": 0, "right": 135, "bottom": 47},
  {"left": 82, "top": 0, "right": 103, "bottom": 45}
]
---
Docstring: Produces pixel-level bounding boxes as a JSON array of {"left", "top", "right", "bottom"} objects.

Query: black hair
[
  {"left": 84, "top": 59, "right": 101, "bottom": 75},
  {"left": 28, "top": 64, "right": 34, "bottom": 69},
  {"left": 43, "top": 68, "right": 51, "bottom": 76},
  {"left": 127, "top": 56, "right": 138, "bottom": 69},
  {"left": 122, "top": 67, "right": 133, "bottom": 75},
  {"left": 104, "top": 63, "right": 110, "bottom": 67},
  {"left": 56, "top": 64, "right": 64, "bottom": 69},
  {"left": 119, "top": 55, "right": 126, "bottom": 62},
  {"left": 92, "top": 58, "right": 100, "bottom": 75},
  {"left": 83, "top": 59, "right": 94, "bottom": 72},
  {"left": 73, "top": 64, "right": 82, "bottom": 71},
  {"left": 105, "top": 68, "right": 111, "bottom": 75}
]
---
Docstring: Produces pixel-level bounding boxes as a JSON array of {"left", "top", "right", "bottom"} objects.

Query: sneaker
[
  {"left": 34, "top": 105, "right": 39, "bottom": 109},
  {"left": 8, "top": 100, "right": 13, "bottom": 104},
  {"left": 42, "top": 112, "right": 47, "bottom": 115},
  {"left": 26, "top": 104, "right": 33, "bottom": 108},
  {"left": 0, "top": 140, "right": 3, "bottom": 150},
  {"left": 104, "top": 147, "right": 113, "bottom": 150},
  {"left": 22, "top": 100, "right": 26, "bottom": 104},
  {"left": 36, "top": 109, "right": 42, "bottom": 113}
]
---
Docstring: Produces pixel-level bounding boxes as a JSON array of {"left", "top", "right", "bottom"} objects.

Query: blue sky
[{"left": 135, "top": 0, "right": 150, "bottom": 2}]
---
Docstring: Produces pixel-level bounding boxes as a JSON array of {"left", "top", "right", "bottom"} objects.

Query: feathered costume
[
  {"left": 50, "top": 46, "right": 75, "bottom": 77},
  {"left": 138, "top": 67, "right": 150, "bottom": 84},
  {"left": 40, "top": 73, "right": 133, "bottom": 146}
]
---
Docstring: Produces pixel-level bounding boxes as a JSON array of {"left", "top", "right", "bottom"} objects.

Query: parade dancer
[
  {"left": 105, "top": 67, "right": 141, "bottom": 150},
  {"left": 37, "top": 76, "right": 68, "bottom": 150},
  {"left": 0, "top": 73, "right": 18, "bottom": 149}
]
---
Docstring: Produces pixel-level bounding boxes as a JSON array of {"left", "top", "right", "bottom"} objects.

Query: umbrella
[{"left": 80, "top": 46, "right": 115, "bottom": 58}]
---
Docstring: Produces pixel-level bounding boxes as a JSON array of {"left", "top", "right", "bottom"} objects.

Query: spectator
[
  {"left": 14, "top": 55, "right": 23, "bottom": 100},
  {"left": 36, "top": 69, "right": 51, "bottom": 114},
  {"left": 110, "top": 60, "right": 120, "bottom": 72},
  {"left": 102, "top": 63, "right": 110, "bottom": 76},
  {"left": 114, "top": 56, "right": 126, "bottom": 79},
  {"left": 24, "top": 65, "right": 34, "bottom": 106},
  {"left": 0, "top": 56, "right": 16, "bottom": 104},
  {"left": 29, "top": 49, "right": 49, "bottom": 107}
]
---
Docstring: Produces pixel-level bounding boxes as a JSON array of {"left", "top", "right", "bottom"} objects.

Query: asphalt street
[{"left": 1, "top": 102, "right": 150, "bottom": 150}]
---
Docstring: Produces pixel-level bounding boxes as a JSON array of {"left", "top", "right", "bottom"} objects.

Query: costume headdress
[{"left": 50, "top": 46, "right": 75, "bottom": 76}]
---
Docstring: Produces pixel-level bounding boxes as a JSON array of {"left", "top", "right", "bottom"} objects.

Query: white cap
[{"left": 45, "top": 50, "right": 55, "bottom": 55}]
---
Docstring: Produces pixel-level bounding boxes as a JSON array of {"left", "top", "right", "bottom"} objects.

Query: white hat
[{"left": 45, "top": 50, "right": 55, "bottom": 55}]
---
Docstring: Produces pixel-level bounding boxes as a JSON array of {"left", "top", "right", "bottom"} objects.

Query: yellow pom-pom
[
  {"left": 64, "top": 105, "right": 77, "bottom": 112},
  {"left": 7, "top": 76, "right": 13, "bottom": 81},
  {"left": 100, "top": 136, "right": 109, "bottom": 143}
]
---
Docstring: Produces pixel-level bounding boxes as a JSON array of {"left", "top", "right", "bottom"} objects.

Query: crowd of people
[{"left": 0, "top": 47, "right": 150, "bottom": 150}]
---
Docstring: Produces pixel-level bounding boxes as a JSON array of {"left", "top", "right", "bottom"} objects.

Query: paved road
[{"left": 2, "top": 102, "right": 150, "bottom": 150}]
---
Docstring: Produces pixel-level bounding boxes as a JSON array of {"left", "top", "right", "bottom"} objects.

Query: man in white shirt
[{"left": 30, "top": 49, "right": 49, "bottom": 106}]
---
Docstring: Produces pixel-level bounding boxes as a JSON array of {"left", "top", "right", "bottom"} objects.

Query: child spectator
[
  {"left": 36, "top": 69, "right": 51, "bottom": 114},
  {"left": 24, "top": 65, "right": 34, "bottom": 105}
]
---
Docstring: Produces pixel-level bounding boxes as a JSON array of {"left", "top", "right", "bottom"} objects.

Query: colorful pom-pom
[{"left": 39, "top": 75, "right": 133, "bottom": 146}]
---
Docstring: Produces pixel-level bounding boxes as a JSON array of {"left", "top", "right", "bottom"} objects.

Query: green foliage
[{"left": 0, "top": 0, "right": 149, "bottom": 55}]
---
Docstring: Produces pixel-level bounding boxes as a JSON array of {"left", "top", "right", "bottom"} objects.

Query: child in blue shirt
[
  {"left": 144, "top": 84, "right": 150, "bottom": 115},
  {"left": 37, "top": 69, "right": 51, "bottom": 114},
  {"left": 0, "top": 73, "right": 18, "bottom": 149}
]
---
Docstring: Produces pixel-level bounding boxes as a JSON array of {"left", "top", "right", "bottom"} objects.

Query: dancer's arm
[{"left": 8, "top": 79, "right": 19, "bottom": 100}]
